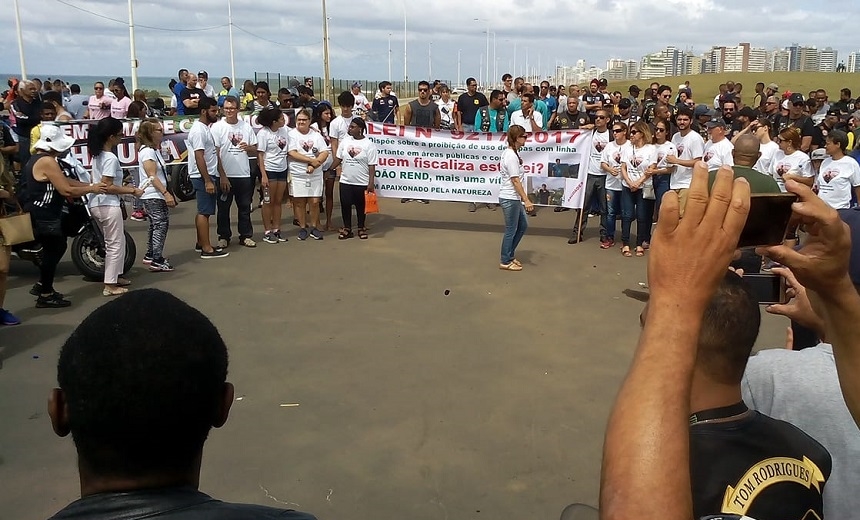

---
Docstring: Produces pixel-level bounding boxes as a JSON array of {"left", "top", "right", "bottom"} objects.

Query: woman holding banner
[{"left": 498, "top": 125, "right": 534, "bottom": 271}]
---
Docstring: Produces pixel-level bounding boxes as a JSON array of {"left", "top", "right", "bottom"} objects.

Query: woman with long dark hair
[
  {"left": 312, "top": 102, "right": 336, "bottom": 231},
  {"left": 88, "top": 117, "right": 143, "bottom": 295},
  {"left": 498, "top": 125, "right": 534, "bottom": 271},
  {"left": 256, "top": 107, "right": 291, "bottom": 243},
  {"left": 110, "top": 78, "right": 131, "bottom": 119},
  {"left": 329, "top": 118, "right": 377, "bottom": 240},
  {"left": 251, "top": 81, "right": 277, "bottom": 115}
]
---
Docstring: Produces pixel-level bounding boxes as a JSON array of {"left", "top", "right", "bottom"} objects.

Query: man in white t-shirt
[
  {"left": 509, "top": 92, "right": 542, "bottom": 131},
  {"left": 351, "top": 82, "right": 370, "bottom": 115},
  {"left": 817, "top": 130, "right": 860, "bottom": 210},
  {"left": 210, "top": 96, "right": 258, "bottom": 248},
  {"left": 666, "top": 107, "right": 705, "bottom": 216},
  {"left": 187, "top": 97, "right": 228, "bottom": 259},
  {"left": 702, "top": 120, "right": 734, "bottom": 170},
  {"left": 570, "top": 108, "right": 611, "bottom": 244},
  {"left": 436, "top": 84, "right": 456, "bottom": 130}
]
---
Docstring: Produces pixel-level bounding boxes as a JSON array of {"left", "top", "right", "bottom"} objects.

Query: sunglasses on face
[
  {"left": 418, "top": 88, "right": 428, "bottom": 92},
  {"left": 793, "top": 102, "right": 805, "bottom": 107},
  {"left": 655, "top": 127, "right": 667, "bottom": 133},
  {"left": 595, "top": 115, "right": 607, "bottom": 119},
  {"left": 612, "top": 128, "right": 625, "bottom": 133},
  {"left": 629, "top": 130, "right": 640, "bottom": 135}
]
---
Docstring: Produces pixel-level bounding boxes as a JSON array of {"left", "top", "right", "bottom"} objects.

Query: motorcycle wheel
[
  {"left": 169, "top": 164, "right": 196, "bottom": 201},
  {"left": 71, "top": 229, "right": 138, "bottom": 281}
]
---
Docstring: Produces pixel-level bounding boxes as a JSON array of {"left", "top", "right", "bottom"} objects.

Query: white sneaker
[
  {"left": 240, "top": 237, "right": 257, "bottom": 248},
  {"left": 217, "top": 238, "right": 229, "bottom": 249}
]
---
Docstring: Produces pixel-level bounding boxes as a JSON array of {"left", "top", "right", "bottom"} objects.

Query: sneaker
[
  {"left": 554, "top": 207, "right": 570, "bottom": 212},
  {"left": 401, "top": 198, "right": 411, "bottom": 203},
  {"left": 240, "top": 237, "right": 257, "bottom": 247},
  {"left": 275, "top": 231, "right": 288, "bottom": 243},
  {"left": 149, "top": 258, "right": 175, "bottom": 272},
  {"left": 142, "top": 254, "right": 153, "bottom": 265},
  {"left": 194, "top": 243, "right": 203, "bottom": 253},
  {"left": 200, "top": 249, "right": 229, "bottom": 259},
  {"left": 468, "top": 202, "right": 477, "bottom": 212},
  {"left": 297, "top": 228, "right": 309, "bottom": 241},
  {"left": 0, "top": 308, "right": 21, "bottom": 326},
  {"left": 600, "top": 238, "right": 615, "bottom": 249},
  {"left": 217, "top": 238, "right": 230, "bottom": 249},
  {"left": 419, "top": 199, "right": 430, "bottom": 204},
  {"left": 29, "top": 282, "right": 42, "bottom": 296},
  {"left": 567, "top": 235, "right": 583, "bottom": 244},
  {"left": 130, "top": 210, "right": 146, "bottom": 222},
  {"left": 36, "top": 291, "right": 71, "bottom": 308},
  {"left": 263, "top": 231, "right": 278, "bottom": 244},
  {"left": 309, "top": 228, "right": 324, "bottom": 240},
  {"left": 486, "top": 203, "right": 496, "bottom": 210}
]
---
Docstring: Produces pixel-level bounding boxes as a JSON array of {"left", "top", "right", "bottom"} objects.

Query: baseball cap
[
  {"left": 629, "top": 85, "right": 641, "bottom": 93},
  {"left": 678, "top": 83, "right": 687, "bottom": 90},
  {"left": 826, "top": 108, "right": 841, "bottom": 117},
  {"left": 197, "top": 70, "right": 208, "bottom": 79},
  {"left": 33, "top": 124, "right": 74, "bottom": 153},
  {"left": 351, "top": 81, "right": 361, "bottom": 89},
  {"left": 810, "top": 148, "right": 827, "bottom": 161},
  {"left": 590, "top": 78, "right": 600, "bottom": 86},
  {"left": 767, "top": 83, "right": 779, "bottom": 91},
  {"left": 618, "top": 98, "right": 632, "bottom": 109},
  {"left": 706, "top": 119, "right": 727, "bottom": 129},
  {"left": 782, "top": 99, "right": 790, "bottom": 110},
  {"left": 838, "top": 207, "right": 860, "bottom": 286},
  {"left": 789, "top": 93, "right": 804, "bottom": 105},
  {"left": 693, "top": 104, "right": 712, "bottom": 117}
]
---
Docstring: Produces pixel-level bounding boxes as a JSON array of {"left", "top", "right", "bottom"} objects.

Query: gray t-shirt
[{"left": 742, "top": 343, "right": 860, "bottom": 520}]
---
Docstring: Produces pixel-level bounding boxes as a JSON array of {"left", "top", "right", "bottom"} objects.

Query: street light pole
[
  {"left": 321, "top": 0, "right": 331, "bottom": 102},
  {"left": 127, "top": 0, "right": 139, "bottom": 92},
  {"left": 429, "top": 41, "right": 432, "bottom": 79},
  {"left": 457, "top": 49, "right": 461, "bottom": 87},
  {"left": 492, "top": 31, "right": 496, "bottom": 88},
  {"left": 227, "top": 0, "right": 236, "bottom": 87},
  {"left": 404, "top": 12, "right": 408, "bottom": 85},
  {"left": 13, "top": 0, "right": 27, "bottom": 80},
  {"left": 388, "top": 33, "right": 392, "bottom": 80}
]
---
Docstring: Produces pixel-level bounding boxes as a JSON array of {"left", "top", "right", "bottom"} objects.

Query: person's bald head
[{"left": 732, "top": 134, "right": 761, "bottom": 167}]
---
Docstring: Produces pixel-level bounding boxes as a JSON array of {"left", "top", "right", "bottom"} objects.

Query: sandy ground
[{"left": 0, "top": 198, "right": 788, "bottom": 519}]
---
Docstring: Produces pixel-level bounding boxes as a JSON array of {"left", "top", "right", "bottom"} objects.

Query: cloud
[{"left": 1, "top": 0, "right": 856, "bottom": 88}]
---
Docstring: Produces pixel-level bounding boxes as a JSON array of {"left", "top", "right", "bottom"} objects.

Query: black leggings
[
  {"left": 340, "top": 183, "right": 367, "bottom": 230},
  {"left": 38, "top": 234, "right": 67, "bottom": 294}
]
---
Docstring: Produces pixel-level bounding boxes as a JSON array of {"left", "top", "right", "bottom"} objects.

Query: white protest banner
[{"left": 366, "top": 124, "right": 592, "bottom": 208}]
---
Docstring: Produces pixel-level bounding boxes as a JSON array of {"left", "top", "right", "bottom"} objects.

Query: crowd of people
[{"left": 2, "top": 68, "right": 860, "bottom": 519}]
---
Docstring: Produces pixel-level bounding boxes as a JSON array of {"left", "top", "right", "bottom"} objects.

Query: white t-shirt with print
[
  {"left": 655, "top": 141, "right": 678, "bottom": 169},
  {"left": 754, "top": 140, "right": 780, "bottom": 175},
  {"left": 187, "top": 120, "right": 218, "bottom": 179},
  {"left": 256, "top": 126, "right": 290, "bottom": 173},
  {"left": 670, "top": 130, "right": 705, "bottom": 189},
  {"left": 337, "top": 136, "right": 379, "bottom": 186},
  {"left": 137, "top": 146, "right": 167, "bottom": 201},
  {"left": 817, "top": 156, "right": 860, "bottom": 210},
  {"left": 499, "top": 148, "right": 523, "bottom": 200},
  {"left": 703, "top": 138, "right": 734, "bottom": 170},
  {"left": 510, "top": 110, "right": 543, "bottom": 130},
  {"left": 287, "top": 128, "right": 328, "bottom": 179},
  {"left": 601, "top": 141, "right": 631, "bottom": 191},
  {"left": 210, "top": 119, "right": 257, "bottom": 178},
  {"left": 769, "top": 150, "right": 814, "bottom": 192},
  {"left": 588, "top": 129, "right": 611, "bottom": 176},
  {"left": 621, "top": 144, "right": 657, "bottom": 188},
  {"left": 310, "top": 122, "right": 333, "bottom": 171},
  {"left": 89, "top": 151, "right": 122, "bottom": 207}
]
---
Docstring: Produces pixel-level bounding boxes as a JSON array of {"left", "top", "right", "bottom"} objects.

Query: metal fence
[{"left": 253, "top": 73, "right": 454, "bottom": 102}]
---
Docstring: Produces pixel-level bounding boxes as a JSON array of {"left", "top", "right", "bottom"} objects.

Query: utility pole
[{"left": 321, "top": 0, "right": 331, "bottom": 102}]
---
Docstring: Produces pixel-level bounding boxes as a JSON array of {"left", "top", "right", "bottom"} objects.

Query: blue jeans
[
  {"left": 604, "top": 190, "right": 621, "bottom": 240},
  {"left": 652, "top": 174, "right": 671, "bottom": 219},
  {"left": 620, "top": 186, "right": 654, "bottom": 247},
  {"left": 499, "top": 198, "right": 528, "bottom": 264}
]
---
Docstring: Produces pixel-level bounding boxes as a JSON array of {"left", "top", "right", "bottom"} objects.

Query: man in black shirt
[
  {"left": 661, "top": 272, "right": 832, "bottom": 519},
  {"left": 775, "top": 93, "right": 815, "bottom": 152},
  {"left": 455, "top": 77, "right": 488, "bottom": 131},
  {"left": 47, "top": 290, "right": 317, "bottom": 520},
  {"left": 556, "top": 96, "right": 590, "bottom": 130},
  {"left": 180, "top": 73, "right": 207, "bottom": 116},
  {"left": 11, "top": 80, "right": 40, "bottom": 167}
]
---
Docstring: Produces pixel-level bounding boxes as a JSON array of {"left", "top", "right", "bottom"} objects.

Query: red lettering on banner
[
  {"left": 414, "top": 127, "right": 433, "bottom": 139},
  {"left": 367, "top": 123, "right": 382, "bottom": 135},
  {"left": 450, "top": 130, "right": 464, "bottom": 139},
  {"left": 566, "top": 130, "right": 581, "bottom": 144},
  {"left": 381, "top": 124, "right": 404, "bottom": 137},
  {"left": 464, "top": 132, "right": 480, "bottom": 141},
  {"left": 479, "top": 163, "right": 500, "bottom": 172},
  {"left": 533, "top": 132, "right": 548, "bottom": 143}
]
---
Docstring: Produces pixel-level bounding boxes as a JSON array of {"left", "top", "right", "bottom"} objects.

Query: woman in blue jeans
[
  {"left": 498, "top": 125, "right": 534, "bottom": 271},
  {"left": 619, "top": 121, "right": 657, "bottom": 257},
  {"left": 649, "top": 118, "right": 676, "bottom": 220}
]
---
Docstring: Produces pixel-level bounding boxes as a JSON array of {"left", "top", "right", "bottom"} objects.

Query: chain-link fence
[{"left": 253, "top": 73, "right": 454, "bottom": 102}]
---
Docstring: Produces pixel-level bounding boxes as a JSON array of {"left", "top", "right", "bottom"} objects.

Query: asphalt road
[{"left": 0, "top": 198, "right": 788, "bottom": 519}]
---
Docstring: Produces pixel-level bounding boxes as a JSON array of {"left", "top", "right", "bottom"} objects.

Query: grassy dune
[{"left": 601, "top": 72, "right": 859, "bottom": 106}]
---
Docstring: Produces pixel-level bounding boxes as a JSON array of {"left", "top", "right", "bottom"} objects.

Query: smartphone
[
  {"left": 738, "top": 194, "right": 797, "bottom": 248},
  {"left": 744, "top": 274, "right": 787, "bottom": 305}
]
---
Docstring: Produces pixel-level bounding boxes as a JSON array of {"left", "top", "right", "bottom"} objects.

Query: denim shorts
[
  {"left": 265, "top": 169, "right": 288, "bottom": 182},
  {"left": 191, "top": 177, "right": 217, "bottom": 216}
]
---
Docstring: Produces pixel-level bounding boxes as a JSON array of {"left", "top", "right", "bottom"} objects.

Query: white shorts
[{"left": 290, "top": 175, "right": 323, "bottom": 198}]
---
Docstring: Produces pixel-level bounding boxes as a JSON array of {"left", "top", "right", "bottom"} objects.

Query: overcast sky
[{"left": 3, "top": 0, "right": 857, "bottom": 85}]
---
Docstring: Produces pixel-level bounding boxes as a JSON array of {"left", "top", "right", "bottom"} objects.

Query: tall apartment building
[
  {"left": 639, "top": 52, "right": 666, "bottom": 80},
  {"left": 799, "top": 46, "right": 820, "bottom": 72},
  {"left": 771, "top": 49, "right": 790, "bottom": 72},
  {"left": 787, "top": 43, "right": 801, "bottom": 71},
  {"left": 819, "top": 47, "right": 838, "bottom": 72},
  {"left": 849, "top": 52, "right": 860, "bottom": 73}
]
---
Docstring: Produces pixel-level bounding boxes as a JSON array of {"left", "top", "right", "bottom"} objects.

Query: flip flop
[
  {"left": 621, "top": 246, "right": 632, "bottom": 257},
  {"left": 635, "top": 247, "right": 645, "bottom": 257}
]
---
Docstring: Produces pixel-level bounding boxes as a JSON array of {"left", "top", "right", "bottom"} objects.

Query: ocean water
[{"left": 2, "top": 74, "right": 176, "bottom": 97}]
